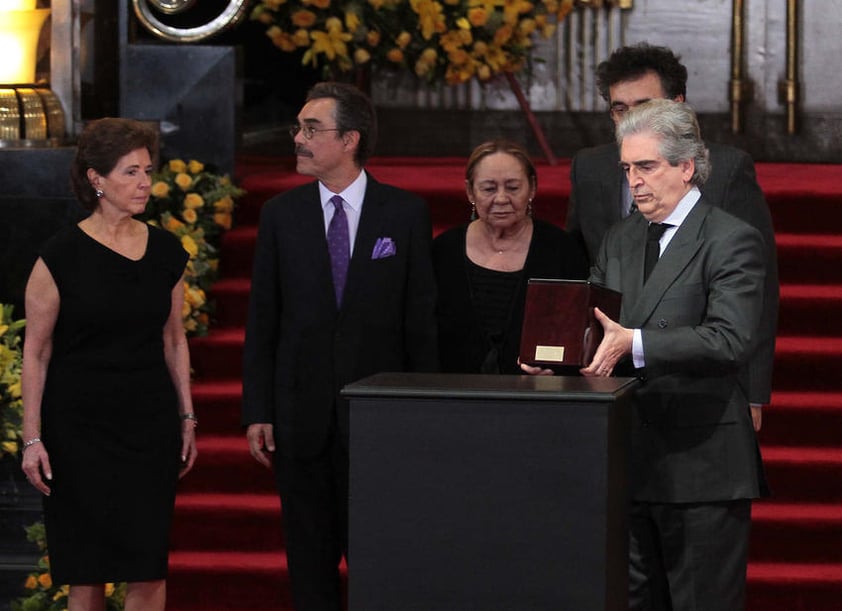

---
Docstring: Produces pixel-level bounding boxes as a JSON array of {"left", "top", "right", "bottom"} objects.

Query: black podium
[{"left": 344, "top": 372, "right": 638, "bottom": 611}]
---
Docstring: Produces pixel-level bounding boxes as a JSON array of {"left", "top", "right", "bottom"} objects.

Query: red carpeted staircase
[{"left": 166, "top": 156, "right": 842, "bottom": 610}]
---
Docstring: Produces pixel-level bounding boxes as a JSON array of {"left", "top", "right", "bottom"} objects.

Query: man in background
[
  {"left": 566, "top": 42, "right": 778, "bottom": 430},
  {"left": 242, "top": 82, "right": 438, "bottom": 611}
]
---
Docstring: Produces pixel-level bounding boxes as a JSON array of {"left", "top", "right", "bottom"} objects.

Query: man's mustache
[{"left": 295, "top": 145, "right": 313, "bottom": 158}]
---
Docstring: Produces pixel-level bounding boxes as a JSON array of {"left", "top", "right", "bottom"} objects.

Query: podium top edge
[{"left": 342, "top": 372, "right": 639, "bottom": 402}]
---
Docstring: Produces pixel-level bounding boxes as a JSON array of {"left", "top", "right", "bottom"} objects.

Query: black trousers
[
  {"left": 629, "top": 499, "right": 752, "bottom": 611},
  {"left": 274, "top": 437, "right": 349, "bottom": 611}
]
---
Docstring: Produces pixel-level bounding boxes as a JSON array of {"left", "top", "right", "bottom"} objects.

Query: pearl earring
[
  {"left": 470, "top": 201, "right": 477, "bottom": 221},
  {"left": 95, "top": 188, "right": 104, "bottom": 198}
]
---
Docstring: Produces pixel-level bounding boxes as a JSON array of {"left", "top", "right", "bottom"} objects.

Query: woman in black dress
[
  {"left": 433, "top": 140, "right": 588, "bottom": 374},
  {"left": 20, "top": 118, "right": 197, "bottom": 611}
]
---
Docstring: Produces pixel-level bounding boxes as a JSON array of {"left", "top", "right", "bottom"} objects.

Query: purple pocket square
[{"left": 371, "top": 237, "right": 397, "bottom": 259}]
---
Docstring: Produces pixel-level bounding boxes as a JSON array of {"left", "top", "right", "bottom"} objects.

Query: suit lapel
[
  {"left": 625, "top": 202, "right": 709, "bottom": 326},
  {"left": 299, "top": 182, "right": 340, "bottom": 310}
]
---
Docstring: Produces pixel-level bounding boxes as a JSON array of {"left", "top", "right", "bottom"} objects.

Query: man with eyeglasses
[
  {"left": 566, "top": 42, "right": 778, "bottom": 437},
  {"left": 584, "top": 97, "right": 769, "bottom": 611},
  {"left": 242, "top": 81, "right": 438, "bottom": 611}
]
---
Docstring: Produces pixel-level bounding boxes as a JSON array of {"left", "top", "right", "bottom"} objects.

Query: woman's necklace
[{"left": 489, "top": 220, "right": 530, "bottom": 254}]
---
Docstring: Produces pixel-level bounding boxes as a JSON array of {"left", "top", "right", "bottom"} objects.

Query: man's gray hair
[{"left": 616, "top": 99, "right": 710, "bottom": 186}]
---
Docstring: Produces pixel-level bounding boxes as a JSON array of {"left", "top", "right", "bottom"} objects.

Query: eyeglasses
[
  {"left": 609, "top": 103, "right": 631, "bottom": 120},
  {"left": 289, "top": 124, "right": 341, "bottom": 140}
]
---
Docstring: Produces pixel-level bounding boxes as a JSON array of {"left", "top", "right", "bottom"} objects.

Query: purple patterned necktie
[{"left": 327, "top": 194, "right": 350, "bottom": 306}]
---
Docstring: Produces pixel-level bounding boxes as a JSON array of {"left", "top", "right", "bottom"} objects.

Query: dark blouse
[{"left": 433, "top": 219, "right": 588, "bottom": 374}]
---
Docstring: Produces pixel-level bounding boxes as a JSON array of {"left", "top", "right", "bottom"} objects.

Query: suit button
[{"left": 657, "top": 319, "right": 668, "bottom": 328}]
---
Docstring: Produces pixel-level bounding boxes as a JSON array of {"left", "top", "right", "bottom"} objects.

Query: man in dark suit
[
  {"left": 241, "top": 82, "right": 438, "bottom": 611},
  {"left": 583, "top": 99, "right": 768, "bottom": 610},
  {"left": 566, "top": 43, "right": 778, "bottom": 431}
]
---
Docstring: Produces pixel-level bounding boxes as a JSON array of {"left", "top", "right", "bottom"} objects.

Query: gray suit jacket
[
  {"left": 591, "top": 199, "right": 768, "bottom": 503},
  {"left": 567, "top": 141, "right": 779, "bottom": 405}
]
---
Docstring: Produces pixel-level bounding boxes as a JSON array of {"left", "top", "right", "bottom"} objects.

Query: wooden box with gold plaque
[{"left": 519, "top": 279, "right": 622, "bottom": 368}]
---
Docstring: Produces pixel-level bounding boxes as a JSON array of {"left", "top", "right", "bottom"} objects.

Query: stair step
[
  {"left": 189, "top": 329, "right": 246, "bottom": 380},
  {"left": 190, "top": 379, "right": 242, "bottom": 435},
  {"left": 750, "top": 502, "right": 842, "bottom": 563},
  {"left": 168, "top": 550, "right": 293, "bottom": 611},
  {"left": 778, "top": 284, "right": 842, "bottom": 335},
  {"left": 217, "top": 227, "right": 258, "bottom": 280},
  {"left": 772, "top": 336, "right": 842, "bottom": 392},
  {"left": 179, "top": 435, "right": 275, "bottom": 495},
  {"left": 171, "top": 493, "right": 283, "bottom": 552},
  {"left": 210, "top": 278, "right": 252, "bottom": 329},
  {"left": 777, "top": 234, "right": 842, "bottom": 285},
  {"left": 746, "top": 562, "right": 842, "bottom": 611},
  {"left": 760, "top": 391, "right": 842, "bottom": 447},
  {"left": 762, "top": 446, "right": 842, "bottom": 503}
]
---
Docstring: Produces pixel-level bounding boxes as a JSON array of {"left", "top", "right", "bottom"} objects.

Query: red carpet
[{"left": 167, "top": 156, "right": 842, "bottom": 610}]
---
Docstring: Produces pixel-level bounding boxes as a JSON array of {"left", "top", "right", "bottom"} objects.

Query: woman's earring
[
  {"left": 95, "top": 188, "right": 104, "bottom": 198},
  {"left": 470, "top": 201, "right": 477, "bottom": 221},
  {"left": 527, "top": 198, "right": 534, "bottom": 217}
]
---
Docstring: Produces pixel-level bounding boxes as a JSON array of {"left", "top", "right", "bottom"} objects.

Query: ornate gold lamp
[{"left": 0, "top": 0, "right": 66, "bottom": 145}]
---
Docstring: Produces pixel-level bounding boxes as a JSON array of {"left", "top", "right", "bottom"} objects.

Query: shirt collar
[
  {"left": 320, "top": 170, "right": 367, "bottom": 213},
  {"left": 660, "top": 186, "right": 701, "bottom": 228}
]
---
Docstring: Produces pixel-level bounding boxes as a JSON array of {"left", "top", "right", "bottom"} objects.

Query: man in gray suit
[
  {"left": 584, "top": 99, "right": 768, "bottom": 610},
  {"left": 567, "top": 43, "right": 778, "bottom": 431}
]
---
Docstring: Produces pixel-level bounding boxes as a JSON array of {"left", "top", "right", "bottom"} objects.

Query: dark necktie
[
  {"left": 327, "top": 195, "right": 350, "bottom": 306},
  {"left": 644, "top": 222, "right": 670, "bottom": 283}
]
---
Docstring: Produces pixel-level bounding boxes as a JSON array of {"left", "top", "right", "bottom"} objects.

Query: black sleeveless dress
[{"left": 39, "top": 223, "right": 188, "bottom": 584}]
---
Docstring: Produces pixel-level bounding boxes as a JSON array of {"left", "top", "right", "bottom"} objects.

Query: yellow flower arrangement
[
  {"left": 252, "top": 0, "right": 579, "bottom": 84},
  {"left": 0, "top": 304, "right": 25, "bottom": 460},
  {"left": 141, "top": 159, "right": 245, "bottom": 337},
  {"left": 11, "top": 522, "right": 126, "bottom": 611}
]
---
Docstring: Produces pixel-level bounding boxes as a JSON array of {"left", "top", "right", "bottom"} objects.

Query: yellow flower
[
  {"left": 181, "top": 235, "right": 199, "bottom": 257},
  {"left": 2, "top": 441, "right": 17, "bottom": 454},
  {"left": 494, "top": 23, "right": 514, "bottom": 45},
  {"left": 25, "top": 575, "right": 37, "bottom": 589},
  {"left": 396, "top": 31, "right": 412, "bottom": 49},
  {"left": 168, "top": 159, "right": 187, "bottom": 173},
  {"left": 304, "top": 18, "right": 352, "bottom": 66},
  {"left": 186, "top": 287, "right": 206, "bottom": 308},
  {"left": 165, "top": 216, "right": 185, "bottom": 232},
  {"left": 386, "top": 48, "right": 404, "bottom": 63},
  {"left": 366, "top": 30, "right": 381, "bottom": 46},
  {"left": 293, "top": 29, "right": 311, "bottom": 47},
  {"left": 476, "top": 63, "right": 492, "bottom": 80},
  {"left": 214, "top": 196, "right": 234, "bottom": 212},
  {"left": 410, "top": 0, "right": 446, "bottom": 40},
  {"left": 354, "top": 48, "right": 371, "bottom": 64},
  {"left": 187, "top": 159, "right": 204, "bottom": 174},
  {"left": 105, "top": 583, "right": 115, "bottom": 597},
  {"left": 518, "top": 17, "right": 537, "bottom": 35},
  {"left": 467, "top": 7, "right": 488, "bottom": 26},
  {"left": 256, "top": 10, "right": 275, "bottom": 24},
  {"left": 184, "top": 318, "right": 198, "bottom": 332},
  {"left": 38, "top": 572, "right": 52, "bottom": 588},
  {"left": 267, "top": 26, "right": 297, "bottom": 51},
  {"left": 151, "top": 181, "right": 170, "bottom": 198},
  {"left": 184, "top": 193, "right": 205, "bottom": 209},
  {"left": 291, "top": 9, "right": 317, "bottom": 27},
  {"left": 345, "top": 10, "right": 360, "bottom": 32},
  {"left": 175, "top": 173, "right": 193, "bottom": 190},
  {"left": 183, "top": 208, "right": 198, "bottom": 224},
  {"left": 214, "top": 212, "right": 233, "bottom": 230}
]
